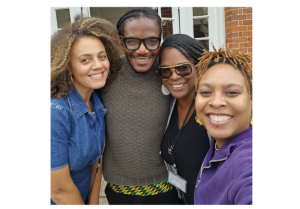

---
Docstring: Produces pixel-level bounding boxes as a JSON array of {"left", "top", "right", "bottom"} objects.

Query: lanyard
[{"left": 168, "top": 99, "right": 195, "bottom": 174}]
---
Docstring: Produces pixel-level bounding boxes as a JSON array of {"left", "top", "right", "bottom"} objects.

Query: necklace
[{"left": 215, "top": 142, "right": 219, "bottom": 152}]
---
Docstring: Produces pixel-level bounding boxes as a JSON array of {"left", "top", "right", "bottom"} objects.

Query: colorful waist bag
[{"left": 107, "top": 179, "right": 174, "bottom": 196}]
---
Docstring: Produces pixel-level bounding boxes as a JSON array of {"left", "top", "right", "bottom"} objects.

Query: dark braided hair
[
  {"left": 195, "top": 44, "right": 252, "bottom": 95},
  {"left": 117, "top": 7, "right": 162, "bottom": 37},
  {"left": 158, "top": 34, "right": 207, "bottom": 65}
]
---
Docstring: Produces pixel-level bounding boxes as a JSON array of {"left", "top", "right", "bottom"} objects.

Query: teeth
[
  {"left": 209, "top": 115, "right": 232, "bottom": 122},
  {"left": 90, "top": 73, "right": 103, "bottom": 78},
  {"left": 136, "top": 58, "right": 149, "bottom": 61},
  {"left": 172, "top": 83, "right": 184, "bottom": 88}
]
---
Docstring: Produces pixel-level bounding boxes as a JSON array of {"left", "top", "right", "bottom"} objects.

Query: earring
[
  {"left": 70, "top": 75, "right": 73, "bottom": 83},
  {"left": 250, "top": 118, "right": 252, "bottom": 127},
  {"left": 195, "top": 115, "right": 202, "bottom": 126}
]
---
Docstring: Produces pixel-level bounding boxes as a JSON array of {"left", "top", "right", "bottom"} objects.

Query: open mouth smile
[
  {"left": 88, "top": 72, "right": 104, "bottom": 79},
  {"left": 206, "top": 114, "right": 233, "bottom": 127}
]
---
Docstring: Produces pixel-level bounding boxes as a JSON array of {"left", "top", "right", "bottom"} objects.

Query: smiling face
[
  {"left": 195, "top": 63, "right": 252, "bottom": 145},
  {"left": 122, "top": 17, "right": 160, "bottom": 73},
  {"left": 70, "top": 36, "right": 110, "bottom": 96},
  {"left": 160, "top": 47, "right": 197, "bottom": 101}
]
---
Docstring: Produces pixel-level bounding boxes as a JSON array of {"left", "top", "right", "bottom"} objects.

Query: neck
[
  {"left": 177, "top": 90, "right": 195, "bottom": 109},
  {"left": 73, "top": 84, "right": 93, "bottom": 104}
]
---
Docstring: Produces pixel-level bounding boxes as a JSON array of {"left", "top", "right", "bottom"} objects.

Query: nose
[
  {"left": 209, "top": 92, "right": 226, "bottom": 110},
  {"left": 92, "top": 58, "right": 104, "bottom": 70},
  {"left": 136, "top": 42, "right": 148, "bottom": 54},
  {"left": 169, "top": 68, "right": 181, "bottom": 80}
]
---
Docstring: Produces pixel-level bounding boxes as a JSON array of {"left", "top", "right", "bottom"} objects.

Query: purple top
[{"left": 194, "top": 128, "right": 252, "bottom": 205}]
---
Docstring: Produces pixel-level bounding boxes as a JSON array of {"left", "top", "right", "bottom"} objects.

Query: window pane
[
  {"left": 56, "top": 9, "right": 70, "bottom": 29},
  {"left": 197, "top": 40, "right": 209, "bottom": 51},
  {"left": 162, "top": 20, "right": 173, "bottom": 40},
  {"left": 193, "top": 18, "right": 209, "bottom": 38},
  {"left": 161, "top": 7, "right": 172, "bottom": 18},
  {"left": 193, "top": 7, "right": 208, "bottom": 16}
]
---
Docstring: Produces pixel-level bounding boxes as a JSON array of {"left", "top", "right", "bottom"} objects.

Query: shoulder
[{"left": 51, "top": 96, "right": 71, "bottom": 120}]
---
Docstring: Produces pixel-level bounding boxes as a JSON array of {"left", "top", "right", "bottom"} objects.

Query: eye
[
  {"left": 99, "top": 55, "right": 107, "bottom": 60},
  {"left": 225, "top": 91, "right": 240, "bottom": 96},
  {"left": 81, "top": 58, "right": 90, "bottom": 63},
  {"left": 199, "top": 90, "right": 211, "bottom": 96}
]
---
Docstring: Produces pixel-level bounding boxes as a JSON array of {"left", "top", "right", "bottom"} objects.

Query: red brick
[
  {"left": 239, "top": 48, "right": 247, "bottom": 53},
  {"left": 225, "top": 11, "right": 232, "bottom": 17},
  {"left": 230, "top": 26, "right": 248, "bottom": 32},
  {"left": 239, "top": 9, "right": 243, "bottom": 14},
  {"left": 248, "top": 37, "right": 252, "bottom": 42},
  {"left": 231, "top": 21, "right": 239, "bottom": 27},
  {"left": 248, "top": 48, "right": 252, "bottom": 53},
  {"left": 244, "top": 43, "right": 252, "bottom": 47},
  {"left": 225, "top": 17, "right": 229, "bottom": 22},
  {"left": 239, "top": 32, "right": 242, "bottom": 37},
  {"left": 225, "top": 7, "right": 229, "bottom": 12},
  {"left": 247, "top": 14, "right": 252, "bottom": 19},
  {"left": 243, "top": 8, "right": 252, "bottom": 14},
  {"left": 227, "top": 38, "right": 233, "bottom": 43},
  {"left": 226, "top": 28, "right": 231, "bottom": 33},
  {"left": 231, "top": 9, "right": 239, "bottom": 15},
  {"left": 230, "top": 14, "right": 247, "bottom": 21},
  {"left": 243, "top": 20, "right": 252, "bottom": 25},
  {"left": 228, "top": 43, "right": 239, "bottom": 49},
  {"left": 243, "top": 31, "right": 252, "bottom": 36},
  {"left": 248, "top": 25, "right": 252, "bottom": 31},
  {"left": 231, "top": 32, "right": 239, "bottom": 38},
  {"left": 239, "top": 20, "right": 243, "bottom": 25},
  {"left": 225, "top": 22, "right": 231, "bottom": 28},
  {"left": 232, "top": 37, "right": 248, "bottom": 43}
]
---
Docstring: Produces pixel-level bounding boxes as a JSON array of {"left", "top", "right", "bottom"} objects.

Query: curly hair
[
  {"left": 195, "top": 44, "right": 252, "bottom": 95},
  {"left": 158, "top": 34, "right": 206, "bottom": 65},
  {"left": 116, "top": 7, "right": 162, "bottom": 37},
  {"left": 51, "top": 16, "right": 123, "bottom": 98}
]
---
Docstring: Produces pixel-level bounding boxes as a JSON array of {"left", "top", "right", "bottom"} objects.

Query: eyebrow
[
  {"left": 160, "top": 62, "right": 190, "bottom": 67},
  {"left": 198, "top": 83, "right": 243, "bottom": 88},
  {"left": 78, "top": 51, "right": 106, "bottom": 59}
]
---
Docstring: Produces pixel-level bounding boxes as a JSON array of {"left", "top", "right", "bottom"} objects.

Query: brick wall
[
  {"left": 225, "top": 7, "right": 252, "bottom": 67},
  {"left": 161, "top": 7, "right": 173, "bottom": 40}
]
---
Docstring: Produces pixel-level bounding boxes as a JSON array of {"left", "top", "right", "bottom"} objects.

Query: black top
[{"left": 161, "top": 101, "right": 210, "bottom": 204}]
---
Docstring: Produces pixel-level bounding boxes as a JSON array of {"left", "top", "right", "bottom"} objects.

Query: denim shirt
[{"left": 51, "top": 86, "right": 107, "bottom": 205}]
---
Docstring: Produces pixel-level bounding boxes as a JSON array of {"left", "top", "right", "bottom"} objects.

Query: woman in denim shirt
[{"left": 51, "top": 16, "right": 122, "bottom": 205}]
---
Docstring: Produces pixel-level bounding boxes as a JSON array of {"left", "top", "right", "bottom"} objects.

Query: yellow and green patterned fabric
[{"left": 107, "top": 179, "right": 174, "bottom": 196}]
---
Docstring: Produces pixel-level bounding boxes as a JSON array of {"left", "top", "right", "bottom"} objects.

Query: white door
[{"left": 157, "top": 7, "right": 225, "bottom": 51}]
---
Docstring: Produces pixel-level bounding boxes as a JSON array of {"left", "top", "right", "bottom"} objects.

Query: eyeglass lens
[
  {"left": 125, "top": 38, "right": 160, "bottom": 50},
  {"left": 159, "top": 64, "right": 192, "bottom": 78}
]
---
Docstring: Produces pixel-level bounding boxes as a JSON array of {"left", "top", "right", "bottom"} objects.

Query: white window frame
[
  {"left": 157, "top": 7, "right": 180, "bottom": 42},
  {"left": 178, "top": 7, "right": 225, "bottom": 51},
  {"left": 51, "top": 7, "right": 90, "bottom": 36}
]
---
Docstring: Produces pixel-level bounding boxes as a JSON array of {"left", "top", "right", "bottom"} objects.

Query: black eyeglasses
[
  {"left": 122, "top": 37, "right": 161, "bottom": 51},
  {"left": 156, "top": 63, "right": 193, "bottom": 79}
]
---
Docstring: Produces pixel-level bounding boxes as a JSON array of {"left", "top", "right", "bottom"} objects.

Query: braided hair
[
  {"left": 195, "top": 44, "right": 252, "bottom": 95},
  {"left": 117, "top": 7, "right": 162, "bottom": 36},
  {"left": 51, "top": 16, "right": 123, "bottom": 98},
  {"left": 158, "top": 34, "right": 207, "bottom": 65}
]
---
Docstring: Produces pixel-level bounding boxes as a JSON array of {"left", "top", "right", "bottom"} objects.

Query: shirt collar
[
  {"left": 208, "top": 127, "right": 252, "bottom": 161},
  {"left": 68, "top": 85, "right": 104, "bottom": 118}
]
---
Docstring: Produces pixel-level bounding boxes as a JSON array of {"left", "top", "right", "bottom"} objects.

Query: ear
[{"left": 119, "top": 35, "right": 125, "bottom": 48}]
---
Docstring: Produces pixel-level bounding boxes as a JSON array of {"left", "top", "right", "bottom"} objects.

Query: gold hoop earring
[{"left": 195, "top": 115, "right": 202, "bottom": 126}]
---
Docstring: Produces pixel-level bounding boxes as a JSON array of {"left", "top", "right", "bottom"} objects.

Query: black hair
[
  {"left": 158, "top": 34, "right": 207, "bottom": 65},
  {"left": 117, "top": 7, "right": 162, "bottom": 37}
]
